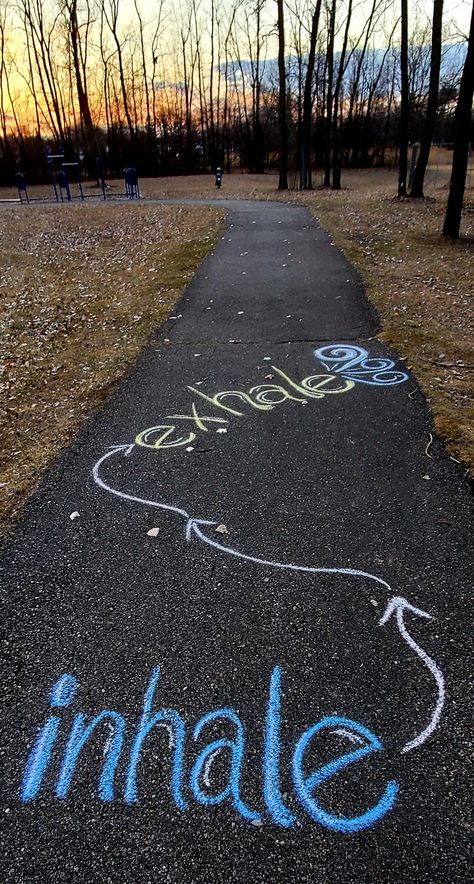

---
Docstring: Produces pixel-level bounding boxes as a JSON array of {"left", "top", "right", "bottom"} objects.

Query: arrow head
[
  {"left": 185, "top": 518, "right": 218, "bottom": 542},
  {"left": 379, "top": 595, "right": 432, "bottom": 627},
  {"left": 106, "top": 443, "right": 135, "bottom": 457}
]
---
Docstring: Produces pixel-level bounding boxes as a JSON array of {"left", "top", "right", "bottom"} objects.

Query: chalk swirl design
[{"left": 313, "top": 345, "right": 409, "bottom": 386}]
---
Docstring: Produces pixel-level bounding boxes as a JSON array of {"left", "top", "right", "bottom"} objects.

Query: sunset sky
[{"left": 1, "top": 0, "right": 472, "bottom": 137}]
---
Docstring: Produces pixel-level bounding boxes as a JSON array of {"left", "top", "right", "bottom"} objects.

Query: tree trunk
[
  {"left": 277, "top": 0, "right": 288, "bottom": 189},
  {"left": 68, "top": 0, "right": 95, "bottom": 161},
  {"left": 302, "top": 0, "right": 323, "bottom": 189},
  {"left": 253, "top": 2, "right": 265, "bottom": 174},
  {"left": 410, "top": 0, "right": 444, "bottom": 197},
  {"left": 398, "top": 0, "right": 409, "bottom": 196},
  {"left": 134, "top": 0, "right": 151, "bottom": 134},
  {"left": 443, "top": 0, "right": 474, "bottom": 238},
  {"left": 103, "top": 0, "right": 134, "bottom": 135},
  {"left": 345, "top": 0, "right": 379, "bottom": 167},
  {"left": 208, "top": 0, "right": 216, "bottom": 169},
  {"left": 324, "top": 0, "right": 336, "bottom": 187},
  {"left": 332, "top": 0, "right": 353, "bottom": 190}
]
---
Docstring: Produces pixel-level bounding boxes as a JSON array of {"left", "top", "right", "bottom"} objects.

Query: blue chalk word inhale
[{"left": 20, "top": 667, "right": 399, "bottom": 831}]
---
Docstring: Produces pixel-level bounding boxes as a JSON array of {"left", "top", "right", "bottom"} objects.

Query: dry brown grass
[
  {"left": 275, "top": 171, "right": 474, "bottom": 478},
  {"left": 0, "top": 201, "right": 224, "bottom": 536},
  {"left": 1, "top": 160, "right": 472, "bottom": 537},
  {"left": 297, "top": 180, "right": 473, "bottom": 477}
]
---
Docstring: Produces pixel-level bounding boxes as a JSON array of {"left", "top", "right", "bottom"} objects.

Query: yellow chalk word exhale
[{"left": 135, "top": 366, "right": 354, "bottom": 451}]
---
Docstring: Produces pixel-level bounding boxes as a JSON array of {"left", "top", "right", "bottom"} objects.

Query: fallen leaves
[{"left": 0, "top": 202, "right": 224, "bottom": 537}]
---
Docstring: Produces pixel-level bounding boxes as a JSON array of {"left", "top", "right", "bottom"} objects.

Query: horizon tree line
[{"left": 0, "top": 0, "right": 472, "bottom": 234}]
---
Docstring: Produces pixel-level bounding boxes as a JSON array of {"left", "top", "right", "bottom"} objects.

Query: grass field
[
  {"left": 0, "top": 160, "right": 472, "bottom": 536},
  {"left": 0, "top": 201, "right": 225, "bottom": 536}
]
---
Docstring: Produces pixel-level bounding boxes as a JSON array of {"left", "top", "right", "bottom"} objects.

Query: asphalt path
[{"left": 1, "top": 200, "right": 472, "bottom": 883}]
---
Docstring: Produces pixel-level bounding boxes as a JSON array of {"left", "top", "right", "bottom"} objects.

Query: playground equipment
[
  {"left": 46, "top": 152, "right": 84, "bottom": 202},
  {"left": 15, "top": 172, "right": 29, "bottom": 203},
  {"left": 95, "top": 158, "right": 107, "bottom": 200},
  {"left": 9, "top": 154, "right": 142, "bottom": 204},
  {"left": 124, "top": 167, "right": 140, "bottom": 198}
]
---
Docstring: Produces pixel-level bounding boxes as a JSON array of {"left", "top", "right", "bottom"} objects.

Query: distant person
[{"left": 214, "top": 167, "right": 223, "bottom": 189}]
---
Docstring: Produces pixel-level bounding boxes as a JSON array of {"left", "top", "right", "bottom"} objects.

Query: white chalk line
[
  {"left": 92, "top": 444, "right": 445, "bottom": 753},
  {"left": 379, "top": 598, "right": 445, "bottom": 753},
  {"left": 190, "top": 522, "right": 394, "bottom": 592},
  {"left": 93, "top": 445, "right": 190, "bottom": 521}
]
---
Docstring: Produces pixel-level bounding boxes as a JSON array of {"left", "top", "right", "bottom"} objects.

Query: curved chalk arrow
[
  {"left": 92, "top": 444, "right": 445, "bottom": 755},
  {"left": 379, "top": 596, "right": 445, "bottom": 753},
  {"left": 188, "top": 519, "right": 393, "bottom": 592},
  {"left": 93, "top": 444, "right": 393, "bottom": 593},
  {"left": 93, "top": 444, "right": 190, "bottom": 521}
]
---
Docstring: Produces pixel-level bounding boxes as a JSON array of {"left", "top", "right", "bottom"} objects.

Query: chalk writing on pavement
[
  {"left": 21, "top": 666, "right": 400, "bottom": 833},
  {"left": 19, "top": 344, "right": 445, "bottom": 833},
  {"left": 134, "top": 345, "right": 408, "bottom": 452}
]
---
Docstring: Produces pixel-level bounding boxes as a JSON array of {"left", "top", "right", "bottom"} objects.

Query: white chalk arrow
[
  {"left": 92, "top": 444, "right": 190, "bottom": 521},
  {"left": 187, "top": 519, "right": 394, "bottom": 591},
  {"left": 93, "top": 445, "right": 394, "bottom": 594},
  {"left": 379, "top": 596, "right": 445, "bottom": 753},
  {"left": 185, "top": 518, "right": 218, "bottom": 541},
  {"left": 92, "top": 446, "right": 445, "bottom": 755}
]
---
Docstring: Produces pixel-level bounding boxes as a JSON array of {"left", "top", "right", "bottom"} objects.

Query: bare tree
[
  {"left": 221, "top": 1, "right": 239, "bottom": 172},
  {"left": 301, "top": 0, "right": 322, "bottom": 188},
  {"left": 179, "top": 4, "right": 197, "bottom": 169},
  {"left": 101, "top": 0, "right": 134, "bottom": 133},
  {"left": 99, "top": 4, "right": 115, "bottom": 134},
  {"left": 331, "top": 0, "right": 353, "bottom": 189},
  {"left": 238, "top": 0, "right": 267, "bottom": 172},
  {"left": 323, "top": 0, "right": 336, "bottom": 187},
  {"left": 61, "top": 0, "right": 96, "bottom": 156},
  {"left": 410, "top": 0, "right": 444, "bottom": 197},
  {"left": 191, "top": 0, "right": 208, "bottom": 169},
  {"left": 344, "top": 0, "right": 393, "bottom": 165},
  {"left": 277, "top": 0, "right": 288, "bottom": 188},
  {"left": 443, "top": 0, "right": 474, "bottom": 238},
  {"left": 398, "top": 0, "right": 409, "bottom": 196},
  {"left": 18, "top": 0, "right": 68, "bottom": 140},
  {"left": 133, "top": 0, "right": 151, "bottom": 133},
  {"left": 0, "top": 0, "right": 14, "bottom": 169}
]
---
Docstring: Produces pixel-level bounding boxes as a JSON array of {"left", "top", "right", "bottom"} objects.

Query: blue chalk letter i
[{"left": 21, "top": 674, "right": 78, "bottom": 802}]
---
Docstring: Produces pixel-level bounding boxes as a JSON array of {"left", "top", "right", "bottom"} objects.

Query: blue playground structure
[
  {"left": 124, "top": 167, "right": 140, "bottom": 199},
  {"left": 15, "top": 172, "right": 29, "bottom": 203},
  {"left": 46, "top": 152, "right": 84, "bottom": 202},
  {"left": 10, "top": 153, "right": 141, "bottom": 205}
]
